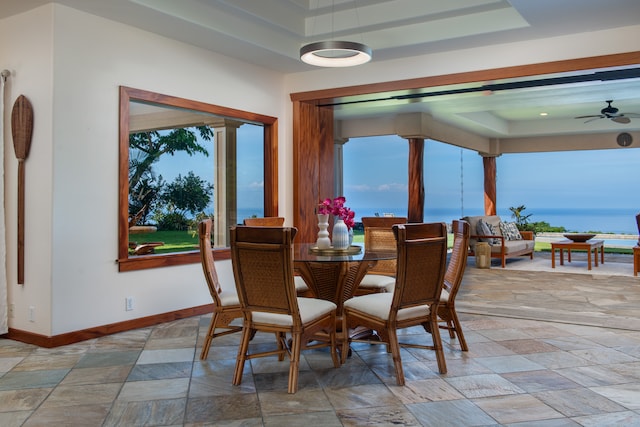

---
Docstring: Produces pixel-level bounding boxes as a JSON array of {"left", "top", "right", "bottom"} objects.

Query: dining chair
[
  {"left": 198, "top": 218, "right": 243, "bottom": 360},
  {"left": 438, "top": 219, "right": 470, "bottom": 351},
  {"left": 342, "top": 222, "right": 449, "bottom": 384},
  {"left": 242, "top": 217, "right": 310, "bottom": 296},
  {"left": 356, "top": 216, "right": 407, "bottom": 294},
  {"left": 242, "top": 216, "right": 285, "bottom": 226},
  {"left": 230, "top": 225, "right": 340, "bottom": 394}
]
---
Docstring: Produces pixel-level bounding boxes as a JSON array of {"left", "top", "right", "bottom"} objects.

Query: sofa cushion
[
  {"left": 499, "top": 221, "right": 522, "bottom": 240},
  {"left": 477, "top": 219, "right": 499, "bottom": 245},
  {"left": 490, "top": 239, "right": 535, "bottom": 254}
]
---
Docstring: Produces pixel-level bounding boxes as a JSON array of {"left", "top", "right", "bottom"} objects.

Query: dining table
[{"left": 293, "top": 243, "right": 397, "bottom": 345}]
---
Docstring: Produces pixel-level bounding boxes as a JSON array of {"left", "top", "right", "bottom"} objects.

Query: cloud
[
  {"left": 347, "top": 183, "right": 408, "bottom": 193},
  {"left": 248, "top": 181, "right": 264, "bottom": 189},
  {"left": 377, "top": 183, "right": 407, "bottom": 192},
  {"left": 349, "top": 184, "right": 373, "bottom": 192}
]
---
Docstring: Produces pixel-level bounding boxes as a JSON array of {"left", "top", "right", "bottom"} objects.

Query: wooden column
[
  {"left": 407, "top": 138, "right": 425, "bottom": 223},
  {"left": 482, "top": 155, "right": 497, "bottom": 216},
  {"left": 292, "top": 101, "right": 334, "bottom": 243}
]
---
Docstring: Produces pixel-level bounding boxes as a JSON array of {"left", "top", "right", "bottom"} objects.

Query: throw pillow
[
  {"left": 500, "top": 221, "right": 523, "bottom": 241},
  {"left": 476, "top": 219, "right": 499, "bottom": 245}
]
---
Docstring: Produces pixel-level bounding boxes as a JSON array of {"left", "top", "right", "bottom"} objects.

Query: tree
[
  {"left": 509, "top": 205, "right": 533, "bottom": 230},
  {"left": 161, "top": 171, "right": 214, "bottom": 216},
  {"left": 128, "top": 126, "right": 213, "bottom": 225}
]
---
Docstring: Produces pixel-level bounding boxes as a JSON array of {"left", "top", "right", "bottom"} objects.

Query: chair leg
[
  {"left": 232, "top": 324, "right": 252, "bottom": 386},
  {"left": 329, "top": 317, "right": 340, "bottom": 368},
  {"left": 387, "top": 328, "right": 405, "bottom": 386},
  {"left": 340, "top": 316, "right": 350, "bottom": 364},
  {"left": 288, "top": 332, "right": 302, "bottom": 394},
  {"left": 199, "top": 312, "right": 219, "bottom": 360},
  {"left": 449, "top": 308, "right": 468, "bottom": 351},
  {"left": 430, "top": 317, "right": 447, "bottom": 374},
  {"left": 446, "top": 319, "right": 456, "bottom": 339}
]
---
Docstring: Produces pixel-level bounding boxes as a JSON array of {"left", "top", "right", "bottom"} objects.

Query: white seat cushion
[
  {"left": 219, "top": 286, "right": 240, "bottom": 306},
  {"left": 359, "top": 274, "right": 396, "bottom": 293},
  {"left": 252, "top": 297, "right": 336, "bottom": 326},
  {"left": 440, "top": 288, "right": 450, "bottom": 303},
  {"left": 294, "top": 275, "right": 309, "bottom": 292},
  {"left": 344, "top": 293, "right": 432, "bottom": 322}
]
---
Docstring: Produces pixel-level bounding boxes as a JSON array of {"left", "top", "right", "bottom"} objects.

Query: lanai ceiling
[{"left": 4, "top": 0, "right": 640, "bottom": 139}]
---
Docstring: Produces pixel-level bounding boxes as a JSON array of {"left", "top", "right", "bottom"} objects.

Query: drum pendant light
[
  {"left": 300, "top": 40, "right": 371, "bottom": 67},
  {"left": 300, "top": 1, "right": 372, "bottom": 67}
]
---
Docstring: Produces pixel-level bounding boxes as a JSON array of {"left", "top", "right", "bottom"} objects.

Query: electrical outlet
[
  {"left": 28, "top": 306, "right": 35, "bottom": 322},
  {"left": 125, "top": 297, "right": 134, "bottom": 311},
  {"left": 9, "top": 303, "right": 15, "bottom": 318}
]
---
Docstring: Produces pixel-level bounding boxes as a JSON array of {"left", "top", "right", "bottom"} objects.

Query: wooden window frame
[{"left": 118, "top": 86, "right": 278, "bottom": 272}]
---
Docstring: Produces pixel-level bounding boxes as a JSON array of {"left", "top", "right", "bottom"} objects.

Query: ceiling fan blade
[
  {"left": 620, "top": 112, "right": 640, "bottom": 118},
  {"left": 583, "top": 117, "right": 603, "bottom": 123},
  {"left": 574, "top": 114, "right": 604, "bottom": 119},
  {"left": 612, "top": 116, "right": 631, "bottom": 124}
]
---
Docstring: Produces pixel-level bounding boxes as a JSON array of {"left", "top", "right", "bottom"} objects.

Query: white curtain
[{"left": 0, "top": 72, "right": 8, "bottom": 334}]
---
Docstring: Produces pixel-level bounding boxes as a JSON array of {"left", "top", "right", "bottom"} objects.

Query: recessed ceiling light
[{"left": 539, "top": 112, "right": 548, "bottom": 116}]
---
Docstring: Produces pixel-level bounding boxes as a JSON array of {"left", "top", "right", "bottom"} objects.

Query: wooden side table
[{"left": 634, "top": 246, "right": 640, "bottom": 277}]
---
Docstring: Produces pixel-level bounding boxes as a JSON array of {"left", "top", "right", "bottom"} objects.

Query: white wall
[
  {"left": 2, "top": 4, "right": 287, "bottom": 336},
  {"left": 1, "top": 6, "right": 55, "bottom": 336}
]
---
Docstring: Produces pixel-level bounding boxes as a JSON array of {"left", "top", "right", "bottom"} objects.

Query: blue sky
[
  {"left": 343, "top": 135, "right": 640, "bottom": 210},
  {"left": 152, "top": 128, "right": 640, "bottom": 232}
]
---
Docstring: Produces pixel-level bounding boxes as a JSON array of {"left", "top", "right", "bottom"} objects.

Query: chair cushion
[
  {"left": 251, "top": 297, "right": 336, "bottom": 326},
  {"left": 294, "top": 276, "right": 309, "bottom": 292},
  {"left": 499, "top": 221, "right": 522, "bottom": 240},
  {"left": 219, "top": 287, "right": 240, "bottom": 307},
  {"left": 359, "top": 274, "right": 396, "bottom": 293},
  {"left": 344, "top": 293, "right": 433, "bottom": 322},
  {"left": 440, "top": 288, "right": 450, "bottom": 303},
  {"left": 491, "top": 239, "right": 535, "bottom": 254}
]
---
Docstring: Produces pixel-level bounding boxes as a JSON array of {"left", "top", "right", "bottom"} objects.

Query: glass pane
[
  {"left": 342, "top": 135, "right": 408, "bottom": 220},
  {"left": 127, "top": 101, "right": 264, "bottom": 254}
]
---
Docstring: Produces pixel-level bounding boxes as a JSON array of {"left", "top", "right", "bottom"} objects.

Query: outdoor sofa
[{"left": 462, "top": 215, "right": 535, "bottom": 268}]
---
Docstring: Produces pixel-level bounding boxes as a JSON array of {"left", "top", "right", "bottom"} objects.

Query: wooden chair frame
[
  {"left": 438, "top": 220, "right": 470, "bottom": 351},
  {"left": 343, "top": 223, "right": 449, "bottom": 385},
  {"left": 198, "top": 219, "right": 243, "bottom": 360},
  {"left": 230, "top": 226, "right": 340, "bottom": 393}
]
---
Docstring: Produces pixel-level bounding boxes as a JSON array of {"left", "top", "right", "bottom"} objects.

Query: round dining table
[
  {"left": 293, "top": 243, "right": 397, "bottom": 350},
  {"left": 293, "top": 243, "right": 397, "bottom": 314}
]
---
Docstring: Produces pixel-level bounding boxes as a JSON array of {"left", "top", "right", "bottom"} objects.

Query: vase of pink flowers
[{"left": 318, "top": 196, "right": 355, "bottom": 250}]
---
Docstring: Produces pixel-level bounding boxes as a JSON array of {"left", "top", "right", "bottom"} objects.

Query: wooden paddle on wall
[{"left": 11, "top": 95, "right": 34, "bottom": 285}]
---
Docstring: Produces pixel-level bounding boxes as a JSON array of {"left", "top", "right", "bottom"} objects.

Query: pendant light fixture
[{"left": 300, "top": 1, "right": 372, "bottom": 67}]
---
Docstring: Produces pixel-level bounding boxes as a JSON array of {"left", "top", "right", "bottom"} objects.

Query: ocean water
[
  {"left": 350, "top": 207, "right": 640, "bottom": 235},
  {"left": 238, "top": 207, "right": 640, "bottom": 235}
]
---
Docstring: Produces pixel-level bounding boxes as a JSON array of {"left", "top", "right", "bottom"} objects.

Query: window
[{"left": 118, "top": 87, "right": 278, "bottom": 271}]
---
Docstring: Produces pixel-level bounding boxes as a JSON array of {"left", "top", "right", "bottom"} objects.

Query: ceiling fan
[{"left": 575, "top": 100, "right": 640, "bottom": 124}]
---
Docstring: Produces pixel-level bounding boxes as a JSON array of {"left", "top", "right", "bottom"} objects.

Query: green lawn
[
  {"left": 131, "top": 229, "right": 633, "bottom": 256},
  {"left": 129, "top": 230, "right": 198, "bottom": 254}
]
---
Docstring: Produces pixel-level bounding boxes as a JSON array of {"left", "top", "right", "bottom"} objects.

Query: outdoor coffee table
[{"left": 551, "top": 239, "right": 604, "bottom": 270}]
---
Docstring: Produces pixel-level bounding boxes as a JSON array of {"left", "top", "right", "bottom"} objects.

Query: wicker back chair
[
  {"left": 343, "top": 222, "right": 449, "bottom": 384},
  {"left": 357, "top": 216, "right": 407, "bottom": 294},
  {"left": 198, "top": 219, "right": 243, "bottom": 360},
  {"left": 230, "top": 226, "right": 340, "bottom": 393},
  {"left": 438, "top": 220, "right": 471, "bottom": 351},
  {"left": 243, "top": 217, "right": 285, "bottom": 226},
  {"left": 241, "top": 217, "right": 310, "bottom": 296}
]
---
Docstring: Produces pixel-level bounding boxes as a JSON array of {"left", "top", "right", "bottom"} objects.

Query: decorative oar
[{"left": 11, "top": 95, "right": 34, "bottom": 285}]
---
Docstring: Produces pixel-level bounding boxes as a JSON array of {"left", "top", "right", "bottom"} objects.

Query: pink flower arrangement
[{"left": 318, "top": 196, "right": 356, "bottom": 230}]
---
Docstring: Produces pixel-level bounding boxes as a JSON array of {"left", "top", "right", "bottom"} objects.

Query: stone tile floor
[{"left": 1, "top": 257, "right": 640, "bottom": 426}]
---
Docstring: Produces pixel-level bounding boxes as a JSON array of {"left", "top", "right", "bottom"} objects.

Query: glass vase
[
  {"left": 316, "top": 213, "right": 331, "bottom": 249},
  {"left": 332, "top": 218, "right": 350, "bottom": 250}
]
